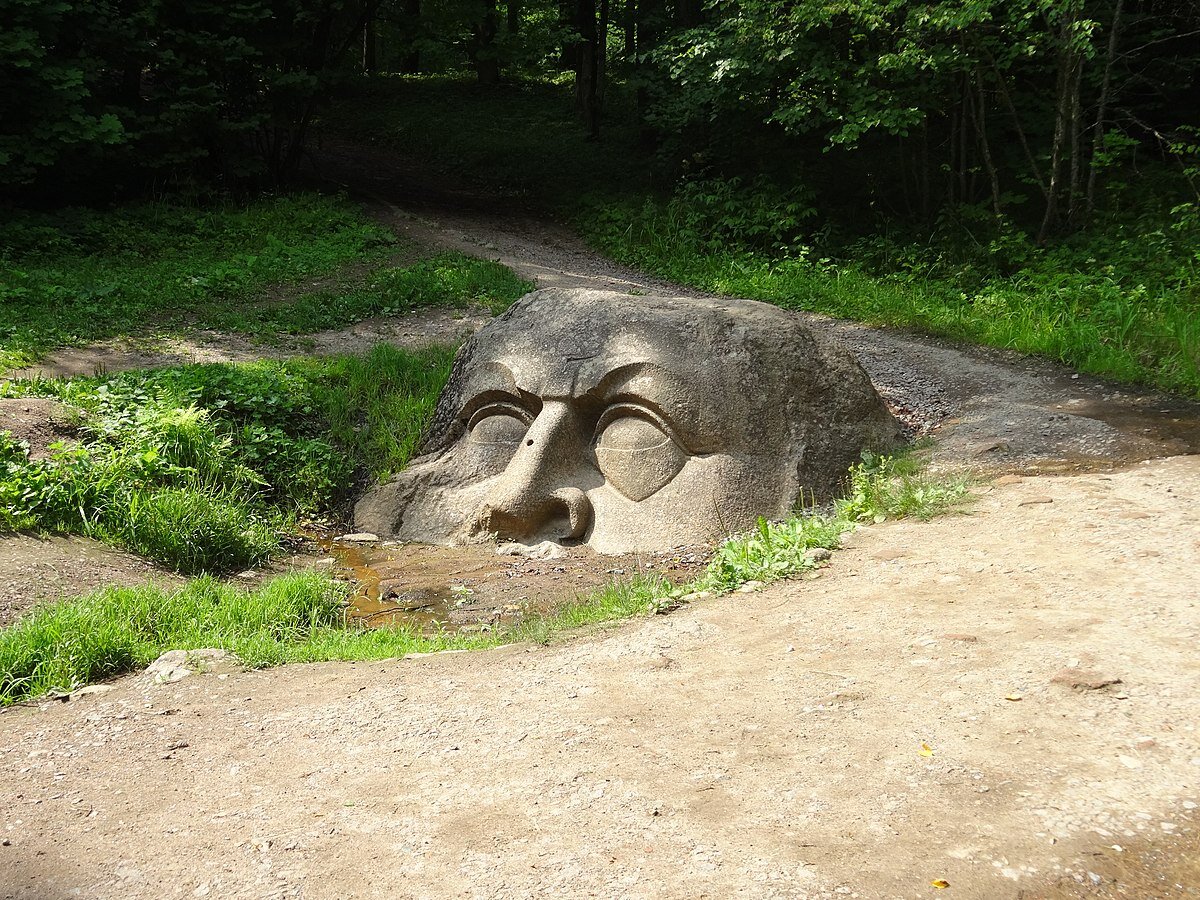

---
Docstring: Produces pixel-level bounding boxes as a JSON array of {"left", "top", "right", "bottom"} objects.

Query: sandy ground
[
  {"left": 1, "top": 458, "right": 1198, "bottom": 899},
  {"left": 2, "top": 142, "right": 1200, "bottom": 897}
]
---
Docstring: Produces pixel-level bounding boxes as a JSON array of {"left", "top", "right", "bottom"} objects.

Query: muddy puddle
[
  {"left": 1055, "top": 393, "right": 1200, "bottom": 459},
  {"left": 1026, "top": 806, "right": 1200, "bottom": 898},
  {"left": 319, "top": 538, "right": 707, "bottom": 633}
]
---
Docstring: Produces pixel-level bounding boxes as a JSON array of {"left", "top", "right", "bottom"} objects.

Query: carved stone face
[{"left": 355, "top": 289, "right": 900, "bottom": 552}]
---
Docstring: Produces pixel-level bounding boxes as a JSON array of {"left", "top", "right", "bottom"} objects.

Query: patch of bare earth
[
  {"left": 334, "top": 540, "right": 707, "bottom": 631},
  {"left": 0, "top": 536, "right": 182, "bottom": 627},
  {"left": 7, "top": 306, "right": 488, "bottom": 381},
  {"left": 0, "top": 457, "right": 1197, "bottom": 898},
  {"left": 0, "top": 399, "right": 76, "bottom": 460}
]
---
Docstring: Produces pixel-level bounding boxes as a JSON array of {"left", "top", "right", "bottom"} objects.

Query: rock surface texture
[{"left": 356, "top": 288, "right": 900, "bottom": 552}]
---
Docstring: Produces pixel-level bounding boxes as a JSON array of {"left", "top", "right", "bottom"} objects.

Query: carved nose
[{"left": 472, "top": 403, "right": 594, "bottom": 543}]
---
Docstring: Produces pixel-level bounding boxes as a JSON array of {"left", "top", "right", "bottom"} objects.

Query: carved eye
[
  {"left": 594, "top": 408, "right": 687, "bottom": 501},
  {"left": 467, "top": 404, "right": 530, "bottom": 446}
]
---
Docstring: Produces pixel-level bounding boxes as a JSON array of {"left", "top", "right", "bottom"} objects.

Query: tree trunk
[
  {"left": 399, "top": 0, "right": 421, "bottom": 73},
  {"left": 575, "top": 0, "right": 600, "bottom": 137},
  {"left": 1039, "top": 16, "right": 1080, "bottom": 243},
  {"left": 469, "top": 0, "right": 501, "bottom": 84},
  {"left": 507, "top": 0, "right": 521, "bottom": 34},
  {"left": 362, "top": 16, "right": 376, "bottom": 73},
  {"left": 598, "top": 0, "right": 609, "bottom": 106},
  {"left": 1066, "top": 59, "right": 1084, "bottom": 227},
  {"left": 972, "top": 73, "right": 1002, "bottom": 217},
  {"left": 985, "top": 49, "right": 1048, "bottom": 200},
  {"left": 1085, "top": 0, "right": 1124, "bottom": 222},
  {"left": 624, "top": 0, "right": 636, "bottom": 61}
]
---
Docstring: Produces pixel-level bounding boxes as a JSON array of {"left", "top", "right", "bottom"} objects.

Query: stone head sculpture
[{"left": 355, "top": 288, "right": 900, "bottom": 552}]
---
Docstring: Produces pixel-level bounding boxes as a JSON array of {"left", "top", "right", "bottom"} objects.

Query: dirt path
[
  {"left": 2, "top": 143, "right": 1200, "bottom": 897},
  {"left": 315, "top": 138, "right": 1200, "bottom": 472},
  {"left": 2, "top": 458, "right": 1198, "bottom": 898}
]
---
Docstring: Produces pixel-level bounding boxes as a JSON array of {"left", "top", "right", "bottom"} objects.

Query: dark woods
[
  {"left": 2, "top": 0, "right": 1198, "bottom": 236},
  {"left": 1, "top": 0, "right": 379, "bottom": 200}
]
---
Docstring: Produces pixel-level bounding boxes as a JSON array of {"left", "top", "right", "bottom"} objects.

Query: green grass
[
  {"left": 0, "top": 194, "right": 397, "bottom": 372},
  {"left": 834, "top": 450, "right": 973, "bottom": 524},
  {"left": 584, "top": 197, "right": 1200, "bottom": 398},
  {"left": 0, "top": 451, "right": 973, "bottom": 705},
  {"left": 0, "top": 570, "right": 677, "bottom": 705},
  {"left": 199, "top": 252, "right": 531, "bottom": 339},
  {"left": 1, "top": 345, "right": 459, "bottom": 573},
  {"left": 0, "top": 192, "right": 531, "bottom": 371}
]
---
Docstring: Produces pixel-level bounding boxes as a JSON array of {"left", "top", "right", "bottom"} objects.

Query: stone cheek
[{"left": 355, "top": 288, "right": 901, "bottom": 553}]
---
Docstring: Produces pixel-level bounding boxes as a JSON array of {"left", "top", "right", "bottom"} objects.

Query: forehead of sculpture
[{"left": 452, "top": 290, "right": 805, "bottom": 453}]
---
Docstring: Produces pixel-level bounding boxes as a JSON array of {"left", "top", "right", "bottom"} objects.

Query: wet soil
[
  {"left": 1033, "top": 807, "right": 1200, "bottom": 898},
  {"left": 328, "top": 539, "right": 706, "bottom": 631}
]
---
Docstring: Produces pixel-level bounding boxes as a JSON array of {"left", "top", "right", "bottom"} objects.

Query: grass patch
[
  {"left": 0, "top": 570, "right": 672, "bottom": 705},
  {"left": 0, "top": 454, "right": 971, "bottom": 705},
  {"left": 585, "top": 198, "right": 1200, "bottom": 399},
  {"left": 199, "top": 252, "right": 531, "bottom": 339},
  {"left": 1, "top": 345, "right": 458, "bottom": 573},
  {"left": 0, "top": 190, "right": 532, "bottom": 371},
  {"left": 0, "top": 194, "right": 396, "bottom": 372},
  {"left": 835, "top": 451, "right": 972, "bottom": 524}
]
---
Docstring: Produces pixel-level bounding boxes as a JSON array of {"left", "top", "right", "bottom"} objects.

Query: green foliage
[
  {"left": 1, "top": 346, "right": 456, "bottom": 572},
  {"left": 0, "top": 194, "right": 395, "bottom": 372},
  {"left": 586, "top": 195, "right": 1200, "bottom": 398},
  {"left": 201, "top": 252, "right": 531, "bottom": 337},
  {"left": 663, "top": 176, "right": 817, "bottom": 253},
  {"left": 517, "top": 574, "right": 675, "bottom": 643},
  {"left": 0, "top": 572, "right": 351, "bottom": 704},
  {"left": 0, "top": 0, "right": 375, "bottom": 190},
  {"left": 644, "top": 0, "right": 1200, "bottom": 234},
  {"left": 105, "top": 488, "right": 279, "bottom": 575},
  {"left": 697, "top": 451, "right": 970, "bottom": 593},
  {"left": 836, "top": 452, "right": 972, "bottom": 523},
  {"left": 703, "top": 515, "right": 847, "bottom": 592}
]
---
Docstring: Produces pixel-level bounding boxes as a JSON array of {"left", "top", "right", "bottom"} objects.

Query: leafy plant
[
  {"left": 836, "top": 452, "right": 972, "bottom": 523},
  {"left": 701, "top": 516, "right": 842, "bottom": 591},
  {"left": 1, "top": 345, "right": 457, "bottom": 573}
]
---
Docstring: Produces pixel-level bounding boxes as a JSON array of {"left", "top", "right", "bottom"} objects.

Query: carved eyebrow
[
  {"left": 585, "top": 362, "right": 683, "bottom": 401},
  {"left": 584, "top": 361, "right": 714, "bottom": 452},
  {"left": 455, "top": 360, "right": 527, "bottom": 423},
  {"left": 457, "top": 388, "right": 540, "bottom": 426}
]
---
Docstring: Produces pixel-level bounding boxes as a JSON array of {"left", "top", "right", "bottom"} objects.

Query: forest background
[{"left": 3, "top": 0, "right": 1199, "bottom": 395}]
